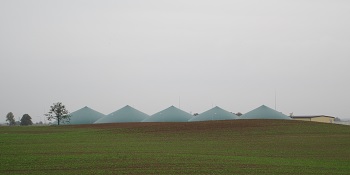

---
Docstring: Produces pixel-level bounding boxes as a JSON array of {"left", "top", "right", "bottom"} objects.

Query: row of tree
[
  {"left": 4, "top": 102, "right": 70, "bottom": 126},
  {"left": 6, "top": 112, "right": 33, "bottom": 126}
]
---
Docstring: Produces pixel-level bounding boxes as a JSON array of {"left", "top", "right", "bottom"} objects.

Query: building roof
[
  {"left": 240, "top": 105, "right": 291, "bottom": 120},
  {"left": 291, "top": 115, "right": 335, "bottom": 119},
  {"left": 56, "top": 106, "right": 105, "bottom": 125},
  {"left": 142, "top": 106, "right": 192, "bottom": 122},
  {"left": 189, "top": 106, "right": 238, "bottom": 122},
  {"left": 94, "top": 105, "right": 149, "bottom": 124}
]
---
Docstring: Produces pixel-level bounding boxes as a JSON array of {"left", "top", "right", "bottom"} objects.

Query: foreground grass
[{"left": 0, "top": 120, "right": 349, "bottom": 174}]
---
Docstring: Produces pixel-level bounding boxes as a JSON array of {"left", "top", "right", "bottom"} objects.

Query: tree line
[
  {"left": 5, "top": 112, "right": 33, "bottom": 126},
  {"left": 4, "top": 102, "right": 70, "bottom": 126}
]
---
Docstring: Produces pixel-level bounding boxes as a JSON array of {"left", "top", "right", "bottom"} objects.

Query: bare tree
[{"left": 45, "top": 102, "right": 70, "bottom": 125}]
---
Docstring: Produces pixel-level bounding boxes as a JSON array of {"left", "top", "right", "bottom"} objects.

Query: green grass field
[{"left": 1, "top": 120, "right": 349, "bottom": 174}]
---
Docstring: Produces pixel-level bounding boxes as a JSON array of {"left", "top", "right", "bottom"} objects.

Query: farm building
[
  {"left": 189, "top": 106, "right": 238, "bottom": 122},
  {"left": 240, "top": 105, "right": 291, "bottom": 120},
  {"left": 55, "top": 106, "right": 105, "bottom": 125},
  {"left": 94, "top": 105, "right": 149, "bottom": 124},
  {"left": 142, "top": 106, "right": 192, "bottom": 122},
  {"left": 291, "top": 115, "right": 335, "bottom": 123}
]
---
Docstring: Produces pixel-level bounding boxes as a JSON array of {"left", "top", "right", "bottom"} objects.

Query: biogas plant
[{"left": 53, "top": 105, "right": 334, "bottom": 125}]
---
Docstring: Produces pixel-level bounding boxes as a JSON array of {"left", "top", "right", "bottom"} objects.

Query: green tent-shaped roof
[
  {"left": 94, "top": 105, "right": 149, "bottom": 124},
  {"left": 189, "top": 106, "right": 238, "bottom": 122},
  {"left": 55, "top": 106, "right": 105, "bottom": 125},
  {"left": 240, "top": 105, "right": 291, "bottom": 120},
  {"left": 142, "top": 106, "right": 192, "bottom": 122}
]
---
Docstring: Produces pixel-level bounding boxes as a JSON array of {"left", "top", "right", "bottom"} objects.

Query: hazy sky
[{"left": 1, "top": 0, "right": 349, "bottom": 123}]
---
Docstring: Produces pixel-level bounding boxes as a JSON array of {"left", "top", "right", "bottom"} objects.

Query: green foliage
[
  {"left": 0, "top": 120, "right": 349, "bottom": 174},
  {"left": 45, "top": 102, "right": 70, "bottom": 125},
  {"left": 6, "top": 112, "right": 16, "bottom": 126},
  {"left": 20, "top": 114, "right": 33, "bottom": 126}
]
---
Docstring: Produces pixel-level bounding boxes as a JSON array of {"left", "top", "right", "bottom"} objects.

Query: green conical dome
[
  {"left": 189, "top": 106, "right": 238, "bottom": 122},
  {"left": 240, "top": 105, "right": 291, "bottom": 120},
  {"left": 142, "top": 106, "right": 192, "bottom": 122},
  {"left": 94, "top": 105, "right": 149, "bottom": 124},
  {"left": 56, "top": 106, "right": 105, "bottom": 125}
]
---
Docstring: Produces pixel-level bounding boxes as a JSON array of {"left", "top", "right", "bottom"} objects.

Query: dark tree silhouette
[
  {"left": 236, "top": 112, "right": 243, "bottom": 116},
  {"left": 6, "top": 112, "right": 16, "bottom": 126},
  {"left": 45, "top": 102, "right": 70, "bottom": 125},
  {"left": 20, "top": 114, "right": 33, "bottom": 126}
]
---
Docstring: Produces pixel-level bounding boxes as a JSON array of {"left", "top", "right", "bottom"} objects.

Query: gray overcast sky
[{"left": 1, "top": 0, "right": 349, "bottom": 122}]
